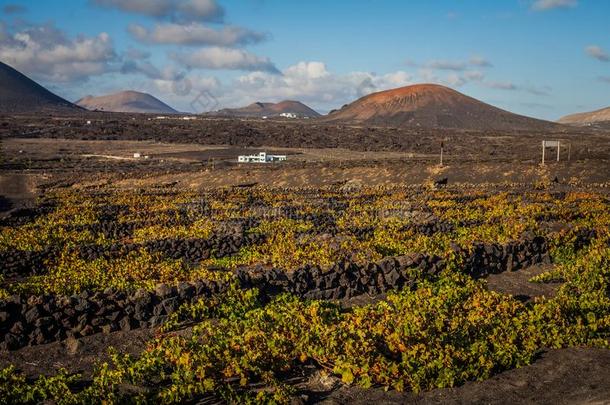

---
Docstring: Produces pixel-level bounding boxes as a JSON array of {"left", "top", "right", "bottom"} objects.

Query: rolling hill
[
  {"left": 76, "top": 91, "right": 178, "bottom": 114},
  {"left": 209, "top": 100, "right": 320, "bottom": 118},
  {"left": 558, "top": 106, "right": 610, "bottom": 126},
  {"left": 0, "top": 61, "right": 81, "bottom": 114},
  {"left": 322, "top": 84, "right": 557, "bottom": 131}
]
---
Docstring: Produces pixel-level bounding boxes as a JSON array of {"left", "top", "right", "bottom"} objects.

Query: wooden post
[
  {"left": 556, "top": 140, "right": 560, "bottom": 162},
  {"left": 440, "top": 142, "right": 444, "bottom": 166},
  {"left": 541, "top": 140, "right": 545, "bottom": 165}
]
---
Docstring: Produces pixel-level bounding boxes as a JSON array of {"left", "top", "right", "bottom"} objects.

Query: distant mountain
[
  {"left": 76, "top": 91, "right": 178, "bottom": 114},
  {"left": 558, "top": 106, "right": 610, "bottom": 126},
  {"left": 322, "top": 83, "right": 557, "bottom": 131},
  {"left": 0, "top": 61, "right": 81, "bottom": 113},
  {"left": 208, "top": 100, "right": 320, "bottom": 118}
]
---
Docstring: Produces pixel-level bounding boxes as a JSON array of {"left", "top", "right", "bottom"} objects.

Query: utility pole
[
  {"left": 541, "top": 140, "right": 545, "bottom": 165},
  {"left": 557, "top": 140, "right": 560, "bottom": 162}
]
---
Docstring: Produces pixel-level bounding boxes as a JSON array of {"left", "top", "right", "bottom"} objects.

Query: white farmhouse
[
  {"left": 279, "top": 112, "right": 298, "bottom": 119},
  {"left": 238, "top": 152, "right": 287, "bottom": 163}
]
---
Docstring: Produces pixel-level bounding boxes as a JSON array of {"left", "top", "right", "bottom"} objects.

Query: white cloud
[
  {"left": 178, "top": 0, "right": 223, "bottom": 21},
  {"left": 469, "top": 56, "right": 492, "bottom": 67},
  {"left": 415, "top": 67, "right": 485, "bottom": 88},
  {"left": 120, "top": 59, "right": 162, "bottom": 79},
  {"left": 0, "top": 23, "right": 117, "bottom": 82},
  {"left": 153, "top": 74, "right": 220, "bottom": 99},
  {"left": 3, "top": 4, "right": 27, "bottom": 14},
  {"left": 524, "top": 85, "right": 551, "bottom": 96},
  {"left": 93, "top": 0, "right": 224, "bottom": 22},
  {"left": 464, "top": 70, "right": 485, "bottom": 81},
  {"left": 482, "top": 81, "right": 550, "bottom": 95},
  {"left": 425, "top": 60, "right": 467, "bottom": 71},
  {"left": 0, "top": 21, "right": 7, "bottom": 42},
  {"left": 94, "top": 0, "right": 175, "bottom": 17},
  {"left": 408, "top": 56, "right": 493, "bottom": 71},
  {"left": 531, "top": 0, "right": 577, "bottom": 11},
  {"left": 484, "top": 81, "right": 518, "bottom": 90},
  {"left": 283, "top": 61, "right": 330, "bottom": 80},
  {"left": 172, "top": 47, "right": 278, "bottom": 72},
  {"left": 445, "top": 73, "right": 465, "bottom": 87},
  {"left": 120, "top": 59, "right": 547, "bottom": 114},
  {"left": 125, "top": 47, "right": 150, "bottom": 60},
  {"left": 585, "top": 45, "right": 609, "bottom": 62},
  {"left": 128, "top": 22, "right": 266, "bottom": 46},
  {"left": 127, "top": 73, "right": 221, "bottom": 112},
  {"left": 210, "top": 61, "right": 414, "bottom": 112}
]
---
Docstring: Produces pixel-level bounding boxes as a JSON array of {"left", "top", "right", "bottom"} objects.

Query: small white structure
[
  {"left": 86, "top": 120, "right": 92, "bottom": 125},
  {"left": 541, "top": 140, "right": 561, "bottom": 165},
  {"left": 279, "top": 112, "right": 298, "bottom": 119},
  {"left": 238, "top": 152, "right": 287, "bottom": 163},
  {"left": 133, "top": 152, "right": 142, "bottom": 159}
]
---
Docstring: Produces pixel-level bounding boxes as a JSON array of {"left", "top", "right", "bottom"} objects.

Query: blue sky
[{"left": 0, "top": 0, "right": 609, "bottom": 119}]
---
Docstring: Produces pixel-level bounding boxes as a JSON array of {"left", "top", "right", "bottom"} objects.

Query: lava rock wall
[{"left": 0, "top": 236, "right": 552, "bottom": 350}]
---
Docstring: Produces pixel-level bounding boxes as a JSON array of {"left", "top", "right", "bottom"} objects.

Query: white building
[
  {"left": 279, "top": 112, "right": 298, "bottom": 119},
  {"left": 238, "top": 152, "right": 287, "bottom": 163}
]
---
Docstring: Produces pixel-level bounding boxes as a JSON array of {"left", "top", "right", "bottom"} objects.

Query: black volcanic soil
[
  {"left": 0, "top": 329, "right": 156, "bottom": 380},
  {"left": 0, "top": 256, "right": 604, "bottom": 405},
  {"left": 303, "top": 347, "right": 610, "bottom": 405},
  {"left": 1, "top": 119, "right": 610, "bottom": 198},
  {"left": 1, "top": 111, "right": 609, "bottom": 192},
  {"left": 1, "top": 114, "right": 609, "bottom": 403},
  {"left": 486, "top": 263, "right": 561, "bottom": 302},
  {"left": 1, "top": 315, "right": 607, "bottom": 405},
  {"left": 1, "top": 114, "right": 606, "bottom": 160}
]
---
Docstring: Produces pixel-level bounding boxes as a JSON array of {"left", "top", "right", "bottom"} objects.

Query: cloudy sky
[{"left": 0, "top": 0, "right": 608, "bottom": 119}]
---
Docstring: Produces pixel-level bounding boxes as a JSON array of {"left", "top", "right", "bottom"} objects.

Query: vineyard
[{"left": 0, "top": 185, "right": 609, "bottom": 403}]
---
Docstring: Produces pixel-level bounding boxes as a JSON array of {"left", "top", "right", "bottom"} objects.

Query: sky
[{"left": 0, "top": 0, "right": 609, "bottom": 119}]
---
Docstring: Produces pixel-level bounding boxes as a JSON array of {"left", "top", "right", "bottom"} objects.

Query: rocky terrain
[{"left": 0, "top": 234, "right": 553, "bottom": 350}]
